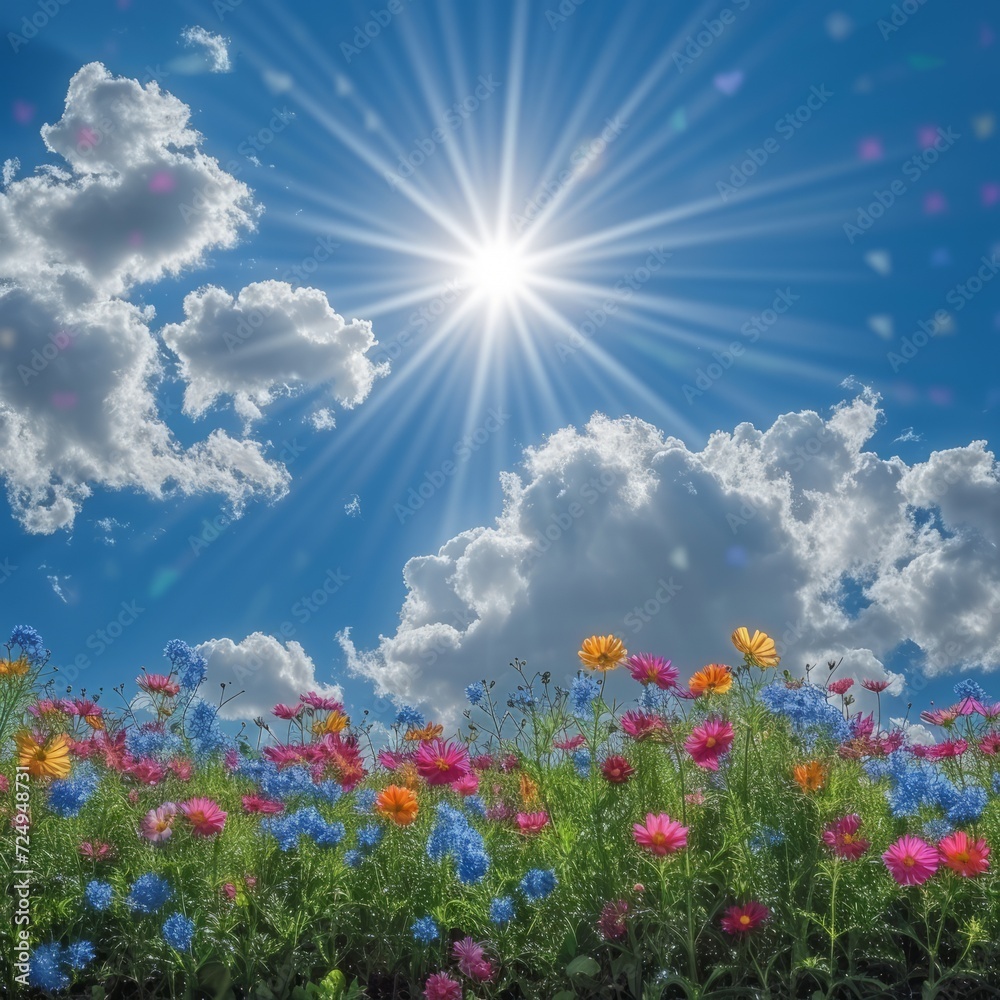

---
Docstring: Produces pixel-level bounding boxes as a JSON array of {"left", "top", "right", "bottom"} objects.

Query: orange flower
[
  {"left": 376, "top": 784, "right": 419, "bottom": 826},
  {"left": 792, "top": 761, "right": 827, "bottom": 793},
  {"left": 312, "top": 708, "right": 350, "bottom": 736},
  {"left": 730, "top": 627, "right": 780, "bottom": 667},
  {"left": 578, "top": 635, "right": 627, "bottom": 672},
  {"left": 397, "top": 761, "right": 421, "bottom": 791},
  {"left": 519, "top": 773, "right": 539, "bottom": 806},
  {"left": 16, "top": 731, "right": 71, "bottom": 779},
  {"left": 404, "top": 723, "right": 444, "bottom": 742},
  {"left": 0, "top": 657, "right": 30, "bottom": 678},
  {"left": 688, "top": 664, "right": 733, "bottom": 697},
  {"left": 84, "top": 714, "right": 105, "bottom": 731}
]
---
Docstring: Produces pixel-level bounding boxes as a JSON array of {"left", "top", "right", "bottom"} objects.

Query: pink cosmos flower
[
  {"left": 137, "top": 673, "right": 181, "bottom": 697},
  {"left": 263, "top": 743, "right": 303, "bottom": 769},
  {"left": 861, "top": 678, "right": 891, "bottom": 693},
  {"left": 128, "top": 758, "right": 166, "bottom": 785},
  {"left": 684, "top": 719, "right": 735, "bottom": 771},
  {"left": 827, "top": 678, "right": 855, "bottom": 696},
  {"left": 926, "top": 739, "right": 968, "bottom": 760},
  {"left": 180, "top": 797, "right": 227, "bottom": 837},
  {"left": 601, "top": 754, "right": 636, "bottom": 784},
  {"left": 822, "top": 814, "right": 870, "bottom": 860},
  {"left": 415, "top": 739, "right": 470, "bottom": 785},
  {"left": 882, "top": 835, "right": 939, "bottom": 885},
  {"left": 938, "top": 830, "right": 990, "bottom": 877},
  {"left": 222, "top": 882, "right": 237, "bottom": 900},
  {"left": 423, "top": 971, "right": 462, "bottom": 1000},
  {"left": 597, "top": 899, "right": 629, "bottom": 941},
  {"left": 168, "top": 757, "right": 193, "bottom": 781},
  {"left": 516, "top": 811, "right": 550, "bottom": 835},
  {"left": 452, "top": 937, "right": 490, "bottom": 979},
  {"left": 451, "top": 772, "right": 480, "bottom": 796},
  {"left": 720, "top": 901, "right": 770, "bottom": 935},
  {"left": 78, "top": 840, "right": 112, "bottom": 861},
  {"left": 470, "top": 754, "right": 494, "bottom": 771},
  {"left": 554, "top": 733, "right": 587, "bottom": 751},
  {"left": 620, "top": 710, "right": 667, "bottom": 741},
  {"left": 685, "top": 789, "right": 706, "bottom": 806},
  {"left": 242, "top": 794, "right": 284, "bottom": 815},
  {"left": 978, "top": 732, "right": 1000, "bottom": 755},
  {"left": 627, "top": 654, "right": 679, "bottom": 690},
  {"left": 299, "top": 692, "right": 343, "bottom": 711},
  {"left": 632, "top": 813, "right": 688, "bottom": 856},
  {"left": 140, "top": 802, "right": 178, "bottom": 843},
  {"left": 272, "top": 703, "right": 302, "bottom": 720}
]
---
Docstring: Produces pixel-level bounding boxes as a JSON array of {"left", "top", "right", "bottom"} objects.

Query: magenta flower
[
  {"left": 721, "top": 900, "right": 770, "bottom": 935},
  {"left": 415, "top": 739, "right": 470, "bottom": 785},
  {"left": 684, "top": 719, "right": 734, "bottom": 770},
  {"left": 632, "top": 813, "right": 688, "bottom": 856},
  {"left": 822, "top": 814, "right": 870, "bottom": 860},
  {"left": 882, "top": 835, "right": 939, "bottom": 886},
  {"left": 140, "top": 802, "right": 178, "bottom": 843},
  {"left": 423, "top": 971, "right": 462, "bottom": 1000},
  {"left": 627, "top": 654, "right": 679, "bottom": 689}
]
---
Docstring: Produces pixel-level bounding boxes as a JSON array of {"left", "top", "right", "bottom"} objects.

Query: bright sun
[{"left": 464, "top": 239, "right": 528, "bottom": 304}]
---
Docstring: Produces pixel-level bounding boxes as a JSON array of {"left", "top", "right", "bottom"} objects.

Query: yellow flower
[
  {"left": 578, "top": 635, "right": 627, "bottom": 672},
  {"left": 0, "top": 657, "right": 30, "bottom": 679},
  {"left": 404, "top": 723, "right": 444, "bottom": 742},
  {"left": 731, "top": 627, "right": 780, "bottom": 667},
  {"left": 688, "top": 664, "right": 733, "bottom": 697},
  {"left": 312, "top": 709, "right": 350, "bottom": 735},
  {"left": 792, "top": 761, "right": 827, "bottom": 793},
  {"left": 16, "top": 731, "right": 71, "bottom": 779},
  {"left": 519, "top": 773, "right": 539, "bottom": 806}
]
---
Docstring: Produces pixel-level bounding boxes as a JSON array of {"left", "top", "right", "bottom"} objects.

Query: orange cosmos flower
[
  {"left": 578, "top": 635, "right": 627, "bottom": 672},
  {"left": 730, "top": 627, "right": 780, "bottom": 667},
  {"left": 404, "top": 723, "right": 444, "bottom": 742},
  {"left": 792, "top": 761, "right": 827, "bottom": 793},
  {"left": 84, "top": 714, "right": 105, "bottom": 731},
  {"left": 16, "top": 731, "right": 71, "bottom": 779},
  {"left": 0, "top": 657, "right": 30, "bottom": 679},
  {"left": 519, "top": 773, "right": 539, "bottom": 806},
  {"left": 688, "top": 664, "right": 733, "bottom": 697},
  {"left": 376, "top": 784, "right": 419, "bottom": 826}
]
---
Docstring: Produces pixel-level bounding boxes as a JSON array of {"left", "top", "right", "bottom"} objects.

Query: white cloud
[
  {"left": 179, "top": 27, "right": 232, "bottom": 73},
  {"left": 309, "top": 408, "right": 337, "bottom": 431},
  {"left": 0, "top": 63, "right": 382, "bottom": 533},
  {"left": 162, "top": 281, "right": 387, "bottom": 424},
  {"left": 339, "top": 392, "right": 1000, "bottom": 724},
  {"left": 196, "top": 632, "right": 343, "bottom": 720},
  {"left": 2, "top": 158, "right": 18, "bottom": 187},
  {"left": 894, "top": 427, "right": 921, "bottom": 443}
]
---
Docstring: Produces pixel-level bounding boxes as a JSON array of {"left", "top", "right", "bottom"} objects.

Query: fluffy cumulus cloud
[
  {"left": 339, "top": 391, "right": 1000, "bottom": 723},
  {"left": 162, "top": 281, "right": 387, "bottom": 424},
  {"left": 179, "top": 27, "right": 233, "bottom": 74},
  {"left": 0, "top": 63, "right": 382, "bottom": 533},
  {"left": 196, "top": 632, "right": 343, "bottom": 720}
]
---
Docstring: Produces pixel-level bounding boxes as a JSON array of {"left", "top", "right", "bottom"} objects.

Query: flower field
[{"left": 2, "top": 625, "right": 1000, "bottom": 999}]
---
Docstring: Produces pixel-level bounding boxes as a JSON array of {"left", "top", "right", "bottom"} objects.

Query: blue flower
[
  {"left": 465, "top": 681, "right": 485, "bottom": 705},
  {"left": 9, "top": 625, "right": 46, "bottom": 666},
  {"left": 127, "top": 873, "right": 172, "bottom": 913},
  {"left": 411, "top": 915, "right": 439, "bottom": 943},
  {"left": 314, "top": 820, "right": 346, "bottom": 847},
  {"left": 28, "top": 943, "right": 69, "bottom": 992},
  {"left": 520, "top": 868, "right": 557, "bottom": 902},
  {"left": 162, "top": 913, "right": 195, "bottom": 951},
  {"left": 923, "top": 818, "right": 953, "bottom": 841},
  {"left": 186, "top": 699, "right": 228, "bottom": 760},
  {"left": 164, "top": 639, "right": 207, "bottom": 691},
  {"left": 993, "top": 773, "right": 1000, "bottom": 796},
  {"left": 66, "top": 940, "right": 95, "bottom": 970},
  {"left": 510, "top": 688, "right": 536, "bottom": 711},
  {"left": 569, "top": 675, "right": 600, "bottom": 715},
  {"left": 48, "top": 764, "right": 100, "bottom": 818},
  {"left": 760, "top": 682, "right": 852, "bottom": 743},
  {"left": 125, "top": 725, "right": 182, "bottom": 762},
  {"left": 749, "top": 826, "right": 785, "bottom": 853},
  {"left": 464, "top": 795, "right": 487, "bottom": 818},
  {"left": 572, "top": 748, "right": 591, "bottom": 778},
  {"left": 343, "top": 849, "right": 364, "bottom": 868},
  {"left": 395, "top": 705, "right": 425, "bottom": 728},
  {"left": 354, "top": 789, "right": 377, "bottom": 813},
  {"left": 953, "top": 678, "right": 987, "bottom": 702},
  {"left": 489, "top": 896, "right": 515, "bottom": 924},
  {"left": 313, "top": 780, "right": 343, "bottom": 805},
  {"left": 85, "top": 880, "right": 113, "bottom": 912},
  {"left": 426, "top": 801, "right": 490, "bottom": 884},
  {"left": 357, "top": 823, "right": 384, "bottom": 849},
  {"left": 944, "top": 785, "right": 988, "bottom": 824}
]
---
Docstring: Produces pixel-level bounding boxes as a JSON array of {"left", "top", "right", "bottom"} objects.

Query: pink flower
[
  {"left": 925, "top": 739, "right": 968, "bottom": 760},
  {"left": 938, "top": 830, "right": 990, "bottom": 877},
  {"left": 684, "top": 719, "right": 734, "bottom": 771},
  {"left": 597, "top": 899, "right": 629, "bottom": 941},
  {"left": 978, "top": 732, "right": 1000, "bottom": 755},
  {"left": 861, "top": 678, "right": 891, "bottom": 693},
  {"left": 827, "top": 678, "right": 854, "bottom": 696},
  {"left": 137, "top": 672, "right": 182, "bottom": 697},
  {"left": 242, "top": 794, "right": 284, "bottom": 815},
  {"left": 882, "top": 835, "right": 940, "bottom": 885},
  {"left": 516, "top": 811, "right": 550, "bottom": 835},
  {"left": 78, "top": 840, "right": 112, "bottom": 861},
  {"left": 470, "top": 754, "right": 494, "bottom": 771},
  {"left": 272, "top": 703, "right": 301, "bottom": 720},
  {"left": 415, "top": 739, "right": 470, "bottom": 785},
  {"left": 451, "top": 772, "right": 480, "bottom": 796},
  {"left": 685, "top": 789, "right": 706, "bottom": 806},
  {"left": 632, "top": 813, "right": 688, "bottom": 856},
  {"left": 168, "top": 757, "right": 193, "bottom": 781},
  {"left": 626, "top": 654, "right": 678, "bottom": 689},
  {"left": 0, "top": 775, "right": 8, "bottom": 793},
  {"left": 299, "top": 691, "right": 343, "bottom": 711},
  {"left": 554, "top": 733, "right": 587, "bottom": 751},
  {"left": 822, "top": 814, "right": 870, "bottom": 860},
  {"left": 499, "top": 753, "right": 521, "bottom": 772},
  {"left": 140, "top": 802, "right": 178, "bottom": 843},
  {"left": 423, "top": 971, "right": 462, "bottom": 1000},
  {"left": 180, "top": 797, "right": 227, "bottom": 837},
  {"left": 127, "top": 758, "right": 166, "bottom": 785},
  {"left": 721, "top": 900, "right": 770, "bottom": 935},
  {"left": 243, "top": 874, "right": 257, "bottom": 890},
  {"left": 601, "top": 754, "right": 635, "bottom": 784},
  {"left": 620, "top": 710, "right": 667, "bottom": 741},
  {"left": 452, "top": 936, "right": 488, "bottom": 978},
  {"left": 222, "top": 882, "right": 237, "bottom": 900},
  {"left": 224, "top": 748, "right": 240, "bottom": 772},
  {"left": 127, "top": 789, "right": 140, "bottom": 805},
  {"left": 263, "top": 743, "right": 303, "bottom": 769}
]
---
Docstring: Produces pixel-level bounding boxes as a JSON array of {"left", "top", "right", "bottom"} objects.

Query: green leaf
[
  {"left": 552, "top": 992, "right": 577, "bottom": 1000},
  {"left": 91, "top": 988, "right": 106, "bottom": 1000},
  {"left": 197, "top": 961, "right": 233, "bottom": 999},
  {"left": 317, "top": 970, "right": 346, "bottom": 1000},
  {"left": 566, "top": 955, "right": 600, "bottom": 977}
]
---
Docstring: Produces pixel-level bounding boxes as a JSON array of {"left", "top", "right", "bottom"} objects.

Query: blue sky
[{"left": 1, "top": 0, "right": 997, "bottom": 734}]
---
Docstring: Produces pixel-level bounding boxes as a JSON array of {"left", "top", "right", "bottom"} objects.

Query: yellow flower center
[
  {"left": 650, "top": 832, "right": 666, "bottom": 846},
  {"left": 705, "top": 737, "right": 717, "bottom": 748},
  {"left": 903, "top": 856, "right": 915, "bottom": 868},
  {"left": 955, "top": 851, "right": 970, "bottom": 864},
  {"left": 842, "top": 833, "right": 854, "bottom": 844},
  {"left": 739, "top": 915, "right": 751, "bottom": 926}
]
